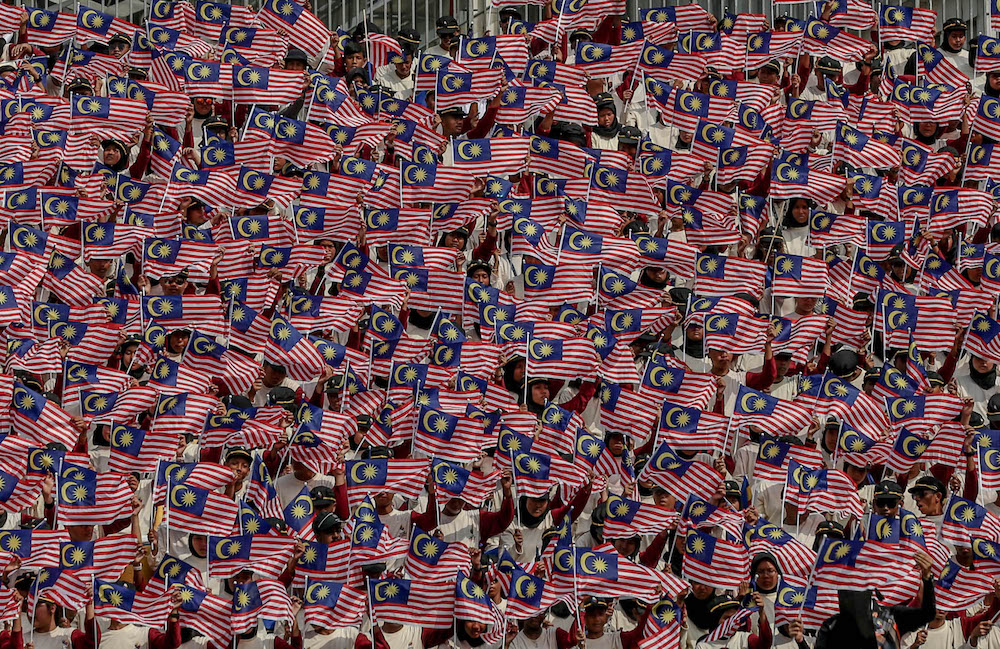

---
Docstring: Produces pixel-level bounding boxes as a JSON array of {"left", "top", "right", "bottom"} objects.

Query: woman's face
[
  {"left": 754, "top": 560, "right": 779, "bottom": 591},
  {"left": 917, "top": 122, "right": 938, "bottom": 137},
  {"left": 990, "top": 73, "right": 1000, "bottom": 90},
  {"left": 791, "top": 199, "right": 809, "bottom": 223},
  {"left": 472, "top": 269, "right": 490, "bottom": 284},
  {"left": 103, "top": 146, "right": 122, "bottom": 166},
  {"left": 972, "top": 355, "right": 997, "bottom": 374},
  {"left": 120, "top": 344, "right": 137, "bottom": 370},
  {"left": 530, "top": 382, "right": 549, "bottom": 405},
  {"left": 597, "top": 107, "right": 615, "bottom": 128}
]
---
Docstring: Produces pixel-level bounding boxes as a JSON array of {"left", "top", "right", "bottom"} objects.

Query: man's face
[
  {"left": 757, "top": 67, "right": 779, "bottom": 86},
  {"left": 285, "top": 58, "right": 306, "bottom": 71},
  {"left": 161, "top": 275, "right": 188, "bottom": 295},
  {"left": 193, "top": 97, "right": 214, "bottom": 116},
  {"left": 109, "top": 41, "right": 129, "bottom": 58},
  {"left": 187, "top": 205, "right": 208, "bottom": 225},
  {"left": 345, "top": 52, "right": 365, "bottom": 69},
  {"left": 912, "top": 489, "right": 942, "bottom": 516},
  {"left": 597, "top": 107, "right": 615, "bottom": 128},
  {"left": 873, "top": 496, "right": 900, "bottom": 518},
  {"left": 440, "top": 114, "right": 464, "bottom": 137},
  {"left": 262, "top": 364, "right": 286, "bottom": 387},
  {"left": 709, "top": 348, "right": 732, "bottom": 372},
  {"left": 167, "top": 332, "right": 190, "bottom": 353},
  {"left": 395, "top": 57, "right": 413, "bottom": 77},
  {"left": 443, "top": 232, "right": 466, "bottom": 249},
  {"left": 227, "top": 457, "right": 250, "bottom": 481},
  {"left": 88, "top": 258, "right": 112, "bottom": 277}
]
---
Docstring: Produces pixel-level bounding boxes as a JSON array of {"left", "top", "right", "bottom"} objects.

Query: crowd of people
[{"left": 3, "top": 0, "right": 1000, "bottom": 648}]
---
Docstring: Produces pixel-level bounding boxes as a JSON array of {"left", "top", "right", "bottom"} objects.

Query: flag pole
[{"left": 522, "top": 333, "right": 531, "bottom": 405}]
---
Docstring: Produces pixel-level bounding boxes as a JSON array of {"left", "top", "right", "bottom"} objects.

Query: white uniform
[{"left": 900, "top": 618, "right": 970, "bottom": 649}]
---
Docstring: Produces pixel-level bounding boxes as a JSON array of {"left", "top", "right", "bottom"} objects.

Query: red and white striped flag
[
  {"left": 682, "top": 529, "right": 750, "bottom": 590},
  {"left": 368, "top": 578, "right": 455, "bottom": 628}
]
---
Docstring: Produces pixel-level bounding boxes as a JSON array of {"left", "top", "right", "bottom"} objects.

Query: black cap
[
  {"left": 313, "top": 511, "right": 343, "bottom": 533},
  {"left": 852, "top": 292, "right": 876, "bottom": 311},
  {"left": 222, "top": 394, "right": 253, "bottom": 409},
  {"left": 723, "top": 480, "right": 741, "bottom": 497},
  {"left": 594, "top": 92, "right": 615, "bottom": 110},
  {"left": 346, "top": 66, "right": 370, "bottom": 85},
  {"left": 707, "top": 595, "right": 739, "bottom": 614},
  {"left": 101, "top": 138, "right": 129, "bottom": 158},
  {"left": 582, "top": 597, "right": 611, "bottom": 612},
  {"left": 467, "top": 259, "right": 491, "bottom": 278},
  {"left": 816, "top": 56, "right": 842, "bottom": 76},
  {"left": 267, "top": 386, "right": 297, "bottom": 407},
  {"left": 828, "top": 349, "right": 859, "bottom": 378},
  {"left": 943, "top": 18, "right": 967, "bottom": 33},
  {"left": 366, "top": 445, "right": 392, "bottom": 459},
  {"left": 127, "top": 66, "right": 148, "bottom": 79},
  {"left": 759, "top": 226, "right": 785, "bottom": 245},
  {"left": 926, "top": 371, "right": 945, "bottom": 387},
  {"left": 618, "top": 125, "right": 642, "bottom": 145},
  {"left": 499, "top": 7, "right": 522, "bottom": 20},
  {"left": 569, "top": 28, "right": 592, "bottom": 42},
  {"left": 873, "top": 480, "right": 903, "bottom": 500},
  {"left": 759, "top": 59, "right": 782, "bottom": 74},
  {"left": 815, "top": 520, "right": 845, "bottom": 539},
  {"left": 67, "top": 77, "right": 93, "bottom": 92},
  {"left": 285, "top": 48, "right": 309, "bottom": 62},
  {"left": 436, "top": 16, "right": 460, "bottom": 35},
  {"left": 224, "top": 447, "right": 253, "bottom": 463},
  {"left": 988, "top": 393, "right": 1000, "bottom": 418},
  {"left": 907, "top": 476, "right": 946, "bottom": 497},
  {"left": 323, "top": 374, "right": 346, "bottom": 395},
  {"left": 203, "top": 114, "right": 229, "bottom": 130},
  {"left": 622, "top": 219, "right": 649, "bottom": 236},
  {"left": 310, "top": 485, "right": 337, "bottom": 507},
  {"left": 970, "top": 411, "right": 987, "bottom": 429},
  {"left": 438, "top": 106, "right": 467, "bottom": 118},
  {"left": 108, "top": 32, "right": 131, "bottom": 46},
  {"left": 397, "top": 28, "right": 420, "bottom": 46}
]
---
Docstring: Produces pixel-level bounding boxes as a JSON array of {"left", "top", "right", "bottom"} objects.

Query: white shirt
[
  {"left": 303, "top": 627, "right": 360, "bottom": 649},
  {"left": 382, "top": 625, "right": 424, "bottom": 649},
  {"left": 97, "top": 624, "right": 152, "bottom": 649},
  {"left": 510, "top": 629, "right": 560, "bottom": 649}
]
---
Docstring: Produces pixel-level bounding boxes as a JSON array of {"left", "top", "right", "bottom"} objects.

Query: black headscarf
[
  {"left": 685, "top": 590, "right": 716, "bottom": 630},
  {"left": 970, "top": 362, "right": 998, "bottom": 390},
  {"left": 593, "top": 106, "right": 621, "bottom": 139}
]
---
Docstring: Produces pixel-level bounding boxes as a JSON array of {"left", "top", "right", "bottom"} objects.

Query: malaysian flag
[
  {"left": 941, "top": 496, "right": 1000, "bottom": 546},
  {"left": 694, "top": 254, "right": 767, "bottom": 297},
  {"left": 967, "top": 311, "right": 1000, "bottom": 364},
  {"left": 639, "top": 442, "right": 722, "bottom": 501},
  {"left": 57, "top": 465, "right": 133, "bottom": 527},
  {"left": 231, "top": 579, "right": 294, "bottom": 634},
  {"left": 682, "top": 529, "right": 750, "bottom": 590},
  {"left": 176, "top": 585, "right": 231, "bottom": 642},
  {"left": 368, "top": 579, "right": 455, "bottom": 629},
  {"left": 166, "top": 483, "right": 239, "bottom": 536},
  {"left": 303, "top": 580, "right": 366, "bottom": 629},
  {"left": 602, "top": 494, "right": 679, "bottom": 539},
  {"left": 878, "top": 5, "right": 936, "bottom": 42}
]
